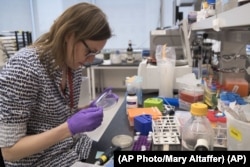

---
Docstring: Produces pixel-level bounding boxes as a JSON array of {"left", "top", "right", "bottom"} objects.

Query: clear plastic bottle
[{"left": 181, "top": 103, "right": 214, "bottom": 151}]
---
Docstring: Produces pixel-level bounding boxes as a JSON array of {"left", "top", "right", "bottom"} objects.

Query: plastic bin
[
  {"left": 223, "top": 78, "right": 249, "bottom": 97},
  {"left": 178, "top": 98, "right": 192, "bottom": 111},
  {"left": 225, "top": 110, "right": 250, "bottom": 150},
  {"left": 179, "top": 89, "right": 204, "bottom": 103},
  {"left": 178, "top": 83, "right": 204, "bottom": 111}
]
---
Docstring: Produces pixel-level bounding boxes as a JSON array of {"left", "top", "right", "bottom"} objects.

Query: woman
[{"left": 0, "top": 2, "right": 112, "bottom": 166}]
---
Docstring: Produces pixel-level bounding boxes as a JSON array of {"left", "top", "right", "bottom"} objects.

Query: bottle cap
[{"left": 190, "top": 103, "right": 208, "bottom": 116}]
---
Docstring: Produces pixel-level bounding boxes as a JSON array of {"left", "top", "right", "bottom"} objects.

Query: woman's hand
[{"left": 67, "top": 107, "right": 104, "bottom": 135}]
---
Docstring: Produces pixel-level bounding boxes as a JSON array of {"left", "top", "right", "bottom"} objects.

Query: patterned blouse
[{"left": 0, "top": 47, "right": 92, "bottom": 166}]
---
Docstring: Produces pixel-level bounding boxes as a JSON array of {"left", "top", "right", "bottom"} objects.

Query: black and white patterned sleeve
[{"left": 0, "top": 50, "right": 40, "bottom": 147}]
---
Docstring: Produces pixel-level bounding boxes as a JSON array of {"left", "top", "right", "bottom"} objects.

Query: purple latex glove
[{"left": 67, "top": 107, "right": 103, "bottom": 135}]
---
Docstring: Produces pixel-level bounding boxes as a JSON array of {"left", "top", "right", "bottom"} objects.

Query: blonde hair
[{"left": 31, "top": 2, "right": 111, "bottom": 74}]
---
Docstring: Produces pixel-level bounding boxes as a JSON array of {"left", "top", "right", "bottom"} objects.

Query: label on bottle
[
  {"left": 127, "top": 101, "right": 137, "bottom": 105},
  {"left": 126, "top": 94, "right": 138, "bottom": 108}
]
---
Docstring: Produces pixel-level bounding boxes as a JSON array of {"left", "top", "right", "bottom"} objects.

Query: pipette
[{"left": 94, "top": 146, "right": 121, "bottom": 165}]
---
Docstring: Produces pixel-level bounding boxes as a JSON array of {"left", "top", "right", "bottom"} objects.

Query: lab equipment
[
  {"left": 179, "top": 86, "right": 204, "bottom": 103},
  {"left": 151, "top": 115, "right": 181, "bottom": 146},
  {"left": 207, "top": 110, "right": 227, "bottom": 148},
  {"left": 224, "top": 104, "right": 250, "bottom": 150},
  {"left": 90, "top": 87, "right": 119, "bottom": 110},
  {"left": 160, "top": 97, "right": 179, "bottom": 108},
  {"left": 204, "top": 86, "right": 218, "bottom": 108},
  {"left": 181, "top": 103, "right": 214, "bottom": 151},
  {"left": 156, "top": 45, "right": 176, "bottom": 98},
  {"left": 111, "top": 50, "right": 121, "bottom": 64},
  {"left": 137, "top": 59, "right": 192, "bottom": 90},
  {"left": 127, "top": 107, "right": 162, "bottom": 126},
  {"left": 143, "top": 98, "right": 164, "bottom": 112},
  {"left": 138, "top": 20, "right": 192, "bottom": 91},
  {"left": 94, "top": 146, "right": 121, "bottom": 165},
  {"left": 163, "top": 102, "right": 175, "bottom": 116},
  {"left": 111, "top": 135, "right": 133, "bottom": 149},
  {"left": 103, "top": 49, "right": 111, "bottom": 65},
  {"left": 149, "top": 28, "right": 191, "bottom": 66},
  {"left": 134, "top": 114, "right": 152, "bottom": 135},
  {"left": 219, "top": 91, "right": 246, "bottom": 105},
  {"left": 176, "top": 73, "right": 204, "bottom": 110},
  {"left": 132, "top": 132, "right": 152, "bottom": 151},
  {"left": 126, "top": 92, "right": 138, "bottom": 110},
  {"left": 126, "top": 40, "right": 134, "bottom": 63},
  {"left": 125, "top": 76, "right": 142, "bottom": 107},
  {"left": 223, "top": 77, "right": 249, "bottom": 97}
]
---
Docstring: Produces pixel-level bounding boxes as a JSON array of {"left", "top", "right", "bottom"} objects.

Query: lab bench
[{"left": 85, "top": 92, "right": 226, "bottom": 164}]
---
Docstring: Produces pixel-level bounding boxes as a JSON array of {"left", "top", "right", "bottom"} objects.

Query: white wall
[
  {"left": 0, "top": 0, "right": 194, "bottom": 49},
  {"left": 30, "top": 0, "right": 92, "bottom": 40},
  {"left": 0, "top": 0, "right": 32, "bottom": 32},
  {"left": 95, "top": 0, "right": 174, "bottom": 49},
  {"left": 31, "top": 0, "right": 63, "bottom": 39}
]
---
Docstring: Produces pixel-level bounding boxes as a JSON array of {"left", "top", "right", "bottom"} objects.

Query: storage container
[
  {"left": 223, "top": 77, "right": 249, "bottom": 97},
  {"left": 225, "top": 109, "right": 250, "bottom": 150},
  {"left": 178, "top": 84, "right": 204, "bottom": 110}
]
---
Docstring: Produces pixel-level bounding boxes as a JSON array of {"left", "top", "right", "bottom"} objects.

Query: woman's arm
[{"left": 1, "top": 123, "right": 71, "bottom": 161}]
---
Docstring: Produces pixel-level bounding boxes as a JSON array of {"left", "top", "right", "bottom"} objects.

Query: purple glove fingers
[{"left": 67, "top": 107, "right": 104, "bottom": 135}]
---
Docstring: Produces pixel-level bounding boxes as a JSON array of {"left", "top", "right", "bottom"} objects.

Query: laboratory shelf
[{"left": 191, "top": 3, "right": 250, "bottom": 31}]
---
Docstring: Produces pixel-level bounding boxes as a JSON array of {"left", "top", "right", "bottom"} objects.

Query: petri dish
[
  {"left": 112, "top": 135, "right": 133, "bottom": 149},
  {"left": 92, "top": 87, "right": 119, "bottom": 110}
]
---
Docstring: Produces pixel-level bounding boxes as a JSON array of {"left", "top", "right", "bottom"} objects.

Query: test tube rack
[
  {"left": 213, "top": 125, "right": 227, "bottom": 148},
  {"left": 152, "top": 115, "right": 181, "bottom": 145}
]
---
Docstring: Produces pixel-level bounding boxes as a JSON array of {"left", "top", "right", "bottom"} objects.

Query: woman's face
[{"left": 66, "top": 33, "right": 107, "bottom": 70}]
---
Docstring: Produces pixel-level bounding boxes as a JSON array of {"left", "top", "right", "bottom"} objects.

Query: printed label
[
  {"left": 229, "top": 125, "right": 242, "bottom": 141},
  {"left": 127, "top": 101, "right": 137, "bottom": 105}
]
